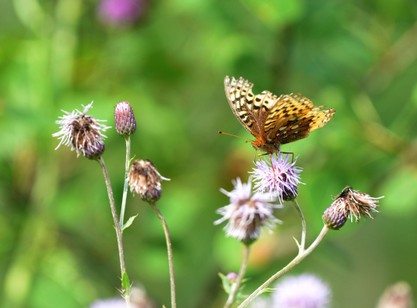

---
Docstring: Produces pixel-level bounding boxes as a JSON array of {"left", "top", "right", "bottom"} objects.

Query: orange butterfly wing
[{"left": 224, "top": 76, "right": 335, "bottom": 154}]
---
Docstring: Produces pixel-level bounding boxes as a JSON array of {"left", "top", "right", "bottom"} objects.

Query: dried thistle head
[
  {"left": 53, "top": 102, "right": 110, "bottom": 159},
  {"left": 323, "top": 186, "right": 383, "bottom": 230},
  {"left": 128, "top": 159, "right": 170, "bottom": 203}
]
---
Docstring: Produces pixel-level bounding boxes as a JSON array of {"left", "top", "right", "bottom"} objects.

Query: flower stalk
[
  {"left": 224, "top": 244, "right": 251, "bottom": 308},
  {"left": 291, "top": 199, "right": 306, "bottom": 251},
  {"left": 98, "top": 157, "right": 130, "bottom": 301},
  {"left": 128, "top": 158, "right": 173, "bottom": 305},
  {"left": 114, "top": 101, "right": 137, "bottom": 229},
  {"left": 150, "top": 203, "right": 176, "bottom": 308},
  {"left": 119, "top": 135, "right": 131, "bottom": 228},
  {"left": 238, "top": 225, "right": 330, "bottom": 308}
]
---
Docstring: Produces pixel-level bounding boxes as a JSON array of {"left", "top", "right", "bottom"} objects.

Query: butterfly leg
[
  {"left": 269, "top": 153, "right": 276, "bottom": 172},
  {"left": 279, "top": 151, "right": 295, "bottom": 162},
  {"left": 254, "top": 150, "right": 266, "bottom": 162}
]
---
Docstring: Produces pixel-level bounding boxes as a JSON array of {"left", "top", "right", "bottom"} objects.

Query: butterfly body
[{"left": 224, "top": 76, "right": 335, "bottom": 154}]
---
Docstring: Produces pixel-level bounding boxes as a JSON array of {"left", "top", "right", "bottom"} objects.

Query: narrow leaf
[{"left": 122, "top": 214, "right": 138, "bottom": 231}]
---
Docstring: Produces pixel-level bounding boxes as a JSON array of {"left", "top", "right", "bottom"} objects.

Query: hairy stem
[
  {"left": 224, "top": 244, "right": 251, "bottom": 308},
  {"left": 150, "top": 203, "right": 176, "bottom": 308},
  {"left": 238, "top": 225, "right": 329, "bottom": 308}
]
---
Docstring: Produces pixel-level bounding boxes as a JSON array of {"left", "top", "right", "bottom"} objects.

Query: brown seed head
[
  {"left": 323, "top": 186, "right": 382, "bottom": 229},
  {"left": 71, "top": 115, "right": 106, "bottom": 159},
  {"left": 128, "top": 160, "right": 169, "bottom": 203},
  {"left": 53, "top": 102, "right": 110, "bottom": 160}
]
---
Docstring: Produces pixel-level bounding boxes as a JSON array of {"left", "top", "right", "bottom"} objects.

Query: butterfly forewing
[
  {"left": 224, "top": 76, "right": 259, "bottom": 136},
  {"left": 264, "top": 94, "right": 334, "bottom": 145},
  {"left": 224, "top": 76, "right": 335, "bottom": 153}
]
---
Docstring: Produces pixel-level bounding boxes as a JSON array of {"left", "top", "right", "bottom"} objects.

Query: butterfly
[{"left": 224, "top": 76, "right": 335, "bottom": 154}]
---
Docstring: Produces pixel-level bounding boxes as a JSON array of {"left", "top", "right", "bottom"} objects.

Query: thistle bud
[
  {"left": 226, "top": 272, "right": 239, "bottom": 283},
  {"left": 128, "top": 160, "right": 170, "bottom": 203},
  {"left": 114, "top": 101, "right": 137, "bottom": 136}
]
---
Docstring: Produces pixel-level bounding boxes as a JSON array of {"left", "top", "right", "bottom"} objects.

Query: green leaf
[
  {"left": 218, "top": 272, "right": 248, "bottom": 300},
  {"left": 122, "top": 214, "right": 138, "bottom": 231},
  {"left": 121, "top": 272, "right": 131, "bottom": 296},
  {"left": 219, "top": 273, "right": 232, "bottom": 294}
]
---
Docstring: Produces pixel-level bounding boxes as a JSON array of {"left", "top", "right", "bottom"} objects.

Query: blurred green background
[{"left": 1, "top": 0, "right": 417, "bottom": 307}]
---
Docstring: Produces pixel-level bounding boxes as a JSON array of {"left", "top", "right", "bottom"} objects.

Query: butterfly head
[{"left": 252, "top": 136, "right": 280, "bottom": 154}]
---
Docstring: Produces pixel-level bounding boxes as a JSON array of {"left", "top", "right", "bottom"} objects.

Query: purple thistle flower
[
  {"left": 251, "top": 154, "right": 302, "bottom": 202},
  {"left": 215, "top": 178, "right": 282, "bottom": 244},
  {"left": 272, "top": 274, "right": 331, "bottom": 308},
  {"left": 90, "top": 299, "right": 126, "bottom": 308},
  {"left": 98, "top": 0, "right": 145, "bottom": 26}
]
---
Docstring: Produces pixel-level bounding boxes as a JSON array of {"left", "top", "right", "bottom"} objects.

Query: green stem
[
  {"left": 238, "top": 225, "right": 329, "bottom": 308},
  {"left": 150, "top": 203, "right": 176, "bottom": 308},
  {"left": 224, "top": 244, "right": 251, "bottom": 308},
  {"left": 119, "top": 136, "right": 131, "bottom": 228},
  {"left": 98, "top": 157, "right": 129, "bottom": 300},
  {"left": 291, "top": 199, "right": 306, "bottom": 252}
]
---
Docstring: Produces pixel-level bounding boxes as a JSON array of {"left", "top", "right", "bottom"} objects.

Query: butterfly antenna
[{"left": 218, "top": 131, "right": 251, "bottom": 144}]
